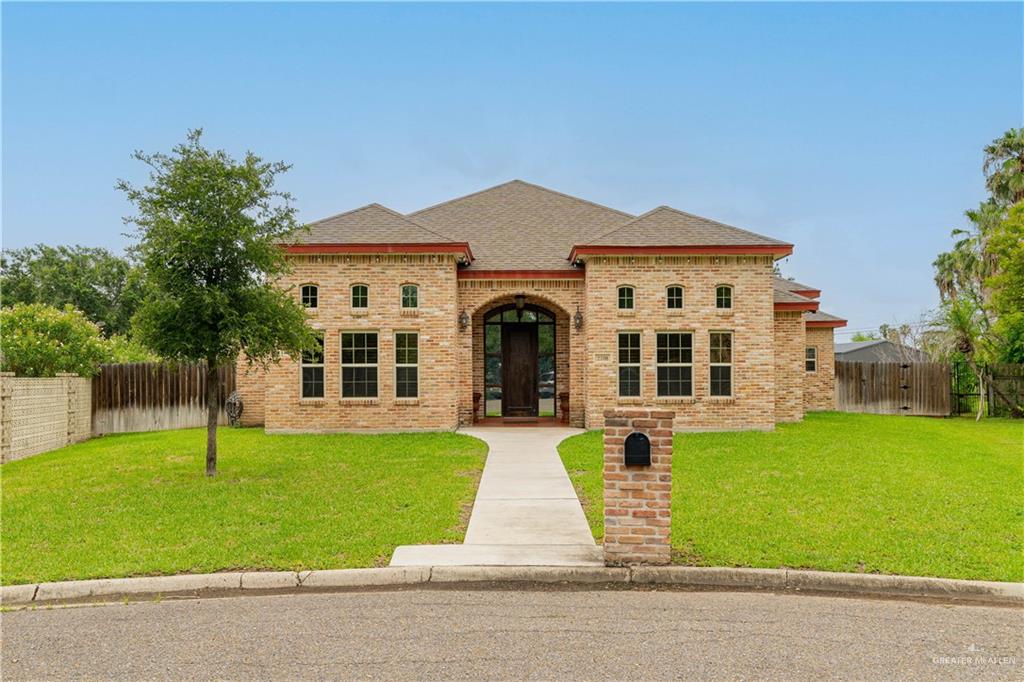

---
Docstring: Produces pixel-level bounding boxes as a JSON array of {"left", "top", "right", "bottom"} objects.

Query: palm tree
[{"left": 984, "top": 128, "right": 1024, "bottom": 204}]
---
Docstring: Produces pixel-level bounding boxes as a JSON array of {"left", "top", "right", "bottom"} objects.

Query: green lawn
[
  {"left": 559, "top": 412, "right": 1023, "bottom": 582},
  {"left": 1, "top": 428, "right": 487, "bottom": 585}
]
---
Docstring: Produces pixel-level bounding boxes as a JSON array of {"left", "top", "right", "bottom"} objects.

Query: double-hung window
[
  {"left": 805, "top": 347, "right": 817, "bottom": 373},
  {"left": 401, "top": 284, "right": 418, "bottom": 309},
  {"left": 341, "top": 331, "right": 378, "bottom": 398},
  {"left": 300, "top": 332, "right": 325, "bottom": 399},
  {"left": 709, "top": 331, "right": 733, "bottom": 396},
  {"left": 617, "top": 332, "right": 641, "bottom": 397},
  {"left": 715, "top": 285, "right": 733, "bottom": 309},
  {"left": 395, "top": 332, "right": 419, "bottom": 398},
  {"left": 667, "top": 286, "right": 684, "bottom": 309},
  {"left": 656, "top": 332, "right": 693, "bottom": 397},
  {"left": 351, "top": 284, "right": 369, "bottom": 309},
  {"left": 617, "top": 286, "right": 635, "bottom": 310},
  {"left": 301, "top": 284, "right": 318, "bottom": 309}
]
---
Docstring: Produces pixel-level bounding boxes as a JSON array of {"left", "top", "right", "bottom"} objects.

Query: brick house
[{"left": 237, "top": 180, "right": 846, "bottom": 432}]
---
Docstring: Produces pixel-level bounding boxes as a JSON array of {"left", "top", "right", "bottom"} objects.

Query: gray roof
[
  {"left": 836, "top": 340, "right": 931, "bottom": 363},
  {"left": 585, "top": 206, "right": 790, "bottom": 249},
  {"left": 299, "top": 203, "right": 456, "bottom": 245},
  {"left": 805, "top": 310, "right": 845, "bottom": 323},
  {"left": 773, "top": 276, "right": 819, "bottom": 294},
  {"left": 773, "top": 278, "right": 818, "bottom": 306},
  {"left": 409, "top": 180, "right": 633, "bottom": 270},
  {"left": 297, "top": 180, "right": 793, "bottom": 271}
]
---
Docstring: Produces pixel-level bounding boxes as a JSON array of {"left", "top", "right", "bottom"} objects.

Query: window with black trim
[
  {"left": 618, "top": 286, "right": 635, "bottom": 310},
  {"left": 715, "top": 285, "right": 733, "bottom": 309},
  {"left": 805, "top": 347, "right": 817, "bottom": 373},
  {"left": 341, "top": 331, "right": 378, "bottom": 397},
  {"left": 667, "top": 286, "right": 684, "bottom": 309},
  {"left": 400, "top": 284, "right": 418, "bottom": 309},
  {"left": 301, "top": 284, "right": 318, "bottom": 309},
  {"left": 395, "top": 332, "right": 419, "bottom": 398},
  {"left": 300, "top": 332, "right": 325, "bottom": 399},
  {"left": 351, "top": 284, "right": 368, "bottom": 309},
  {"left": 618, "top": 332, "right": 641, "bottom": 397},
  {"left": 657, "top": 332, "right": 693, "bottom": 397},
  {"left": 710, "top": 331, "right": 733, "bottom": 396}
]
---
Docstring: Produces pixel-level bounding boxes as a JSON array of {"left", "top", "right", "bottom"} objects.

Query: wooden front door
[{"left": 502, "top": 323, "right": 538, "bottom": 417}]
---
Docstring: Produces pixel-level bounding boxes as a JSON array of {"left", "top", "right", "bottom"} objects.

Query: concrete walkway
[{"left": 391, "top": 427, "right": 603, "bottom": 566}]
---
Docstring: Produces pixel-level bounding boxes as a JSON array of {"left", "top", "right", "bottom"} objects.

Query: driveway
[{"left": 3, "top": 589, "right": 1020, "bottom": 680}]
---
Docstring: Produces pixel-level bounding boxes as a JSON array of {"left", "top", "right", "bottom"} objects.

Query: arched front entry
[{"left": 483, "top": 303, "right": 556, "bottom": 418}]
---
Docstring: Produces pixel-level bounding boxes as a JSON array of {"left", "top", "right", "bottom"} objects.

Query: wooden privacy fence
[
  {"left": 92, "top": 362, "right": 236, "bottom": 435},
  {"left": 835, "top": 361, "right": 951, "bottom": 417}
]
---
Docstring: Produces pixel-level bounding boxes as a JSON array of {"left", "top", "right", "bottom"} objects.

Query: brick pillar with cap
[{"left": 602, "top": 408, "right": 675, "bottom": 565}]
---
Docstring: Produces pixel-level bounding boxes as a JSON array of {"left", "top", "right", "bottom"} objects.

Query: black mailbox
[{"left": 624, "top": 432, "right": 651, "bottom": 466}]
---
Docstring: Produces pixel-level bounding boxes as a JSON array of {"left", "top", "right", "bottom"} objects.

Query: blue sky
[{"left": 3, "top": 2, "right": 1021, "bottom": 335}]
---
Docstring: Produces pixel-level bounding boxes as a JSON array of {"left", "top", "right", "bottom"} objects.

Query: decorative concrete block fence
[
  {"left": 602, "top": 408, "right": 675, "bottom": 565},
  {"left": 0, "top": 373, "right": 91, "bottom": 463}
]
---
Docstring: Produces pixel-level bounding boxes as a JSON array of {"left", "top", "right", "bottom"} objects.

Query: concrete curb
[{"left": 2, "top": 566, "right": 1020, "bottom": 607}]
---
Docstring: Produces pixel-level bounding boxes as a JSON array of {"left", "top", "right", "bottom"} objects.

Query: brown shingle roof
[
  {"left": 409, "top": 180, "right": 633, "bottom": 271},
  {"left": 773, "top": 276, "right": 821, "bottom": 297},
  {"left": 298, "top": 203, "right": 457, "bottom": 245},
  {"left": 583, "top": 206, "right": 791, "bottom": 249},
  {"left": 805, "top": 310, "right": 847, "bottom": 326}
]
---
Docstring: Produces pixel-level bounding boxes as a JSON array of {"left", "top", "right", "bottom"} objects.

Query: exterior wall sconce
[
  {"left": 574, "top": 304, "right": 584, "bottom": 331},
  {"left": 458, "top": 309, "right": 470, "bottom": 331},
  {"left": 514, "top": 293, "right": 526, "bottom": 321}
]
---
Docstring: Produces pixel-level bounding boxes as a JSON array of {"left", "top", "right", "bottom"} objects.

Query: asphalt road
[{"left": 2, "top": 588, "right": 1021, "bottom": 680}]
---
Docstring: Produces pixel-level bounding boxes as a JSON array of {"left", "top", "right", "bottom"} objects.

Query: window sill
[
  {"left": 299, "top": 398, "right": 326, "bottom": 406},
  {"left": 400, "top": 309, "right": 420, "bottom": 317},
  {"left": 617, "top": 310, "right": 637, "bottom": 317},
  {"left": 395, "top": 398, "right": 420, "bottom": 406},
  {"left": 616, "top": 397, "right": 644, "bottom": 405},
  {"left": 705, "top": 396, "right": 736, "bottom": 404},
  {"left": 666, "top": 309, "right": 685, "bottom": 316},
  {"left": 654, "top": 397, "right": 695, "bottom": 404},
  {"left": 340, "top": 398, "right": 378, "bottom": 405},
  {"left": 350, "top": 309, "right": 369, "bottom": 317}
]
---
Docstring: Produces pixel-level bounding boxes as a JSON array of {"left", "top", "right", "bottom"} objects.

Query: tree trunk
[{"left": 205, "top": 360, "right": 219, "bottom": 476}]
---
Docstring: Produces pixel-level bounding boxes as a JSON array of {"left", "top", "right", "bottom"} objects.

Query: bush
[
  {"left": 0, "top": 303, "right": 112, "bottom": 377},
  {"left": 105, "top": 334, "right": 159, "bottom": 363}
]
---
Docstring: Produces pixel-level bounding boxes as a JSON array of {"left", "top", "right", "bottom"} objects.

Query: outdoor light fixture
[
  {"left": 458, "top": 309, "right": 469, "bottom": 331},
  {"left": 514, "top": 293, "right": 526, "bottom": 320},
  {"left": 574, "top": 304, "right": 584, "bottom": 331}
]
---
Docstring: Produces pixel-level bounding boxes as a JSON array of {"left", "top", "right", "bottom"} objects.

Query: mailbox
[{"left": 624, "top": 432, "right": 651, "bottom": 466}]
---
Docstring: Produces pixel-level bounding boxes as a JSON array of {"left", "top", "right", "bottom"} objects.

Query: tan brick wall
[
  {"left": 603, "top": 408, "right": 674, "bottom": 565},
  {"left": 456, "top": 279, "right": 585, "bottom": 426},
  {"left": 253, "top": 254, "right": 461, "bottom": 432},
  {"left": 804, "top": 327, "right": 836, "bottom": 411},
  {"left": 582, "top": 255, "right": 776, "bottom": 431},
  {"left": 234, "top": 362, "right": 267, "bottom": 427},
  {"left": 774, "top": 311, "right": 805, "bottom": 422},
  {"left": 0, "top": 373, "right": 91, "bottom": 462}
]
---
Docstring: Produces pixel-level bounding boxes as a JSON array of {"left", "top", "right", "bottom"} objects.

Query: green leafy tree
[
  {"left": 0, "top": 303, "right": 112, "bottom": 377},
  {"left": 118, "top": 129, "right": 314, "bottom": 476},
  {"left": 984, "top": 128, "right": 1024, "bottom": 204},
  {"left": 0, "top": 245, "right": 145, "bottom": 336},
  {"left": 850, "top": 332, "right": 881, "bottom": 342},
  {"left": 105, "top": 335, "right": 160, "bottom": 363}
]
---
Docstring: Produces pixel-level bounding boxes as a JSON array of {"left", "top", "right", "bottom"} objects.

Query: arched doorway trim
[{"left": 483, "top": 303, "right": 557, "bottom": 418}]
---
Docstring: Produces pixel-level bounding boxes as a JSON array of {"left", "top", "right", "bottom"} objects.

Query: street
[{"left": 2, "top": 588, "right": 1021, "bottom": 680}]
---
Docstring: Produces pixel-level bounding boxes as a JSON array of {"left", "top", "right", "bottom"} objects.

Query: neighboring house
[
  {"left": 835, "top": 340, "right": 931, "bottom": 363},
  {"left": 237, "top": 180, "right": 846, "bottom": 432}
]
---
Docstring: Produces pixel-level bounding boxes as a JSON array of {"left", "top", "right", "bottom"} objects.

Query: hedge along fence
[
  {"left": 0, "top": 373, "right": 92, "bottom": 462},
  {"left": 91, "top": 362, "right": 236, "bottom": 436}
]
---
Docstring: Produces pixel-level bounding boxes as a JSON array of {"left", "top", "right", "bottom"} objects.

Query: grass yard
[
  {"left": 1, "top": 428, "right": 487, "bottom": 585},
  {"left": 558, "top": 412, "right": 1023, "bottom": 582}
]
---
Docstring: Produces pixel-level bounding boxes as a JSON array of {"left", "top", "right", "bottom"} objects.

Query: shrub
[{"left": 0, "top": 303, "right": 112, "bottom": 377}]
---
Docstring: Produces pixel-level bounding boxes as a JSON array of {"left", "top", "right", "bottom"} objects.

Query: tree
[
  {"left": 118, "top": 130, "right": 314, "bottom": 476},
  {"left": 0, "top": 245, "right": 145, "bottom": 336},
  {"left": 984, "top": 128, "right": 1024, "bottom": 204},
  {"left": 850, "top": 332, "right": 880, "bottom": 342},
  {"left": 0, "top": 303, "right": 112, "bottom": 377}
]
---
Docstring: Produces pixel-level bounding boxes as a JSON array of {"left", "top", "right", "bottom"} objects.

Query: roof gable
[
  {"left": 410, "top": 180, "right": 633, "bottom": 270},
  {"left": 299, "top": 203, "right": 457, "bottom": 245},
  {"left": 571, "top": 206, "right": 792, "bottom": 260}
]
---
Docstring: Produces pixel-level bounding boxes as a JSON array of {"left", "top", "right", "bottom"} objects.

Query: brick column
[{"left": 603, "top": 408, "right": 675, "bottom": 566}]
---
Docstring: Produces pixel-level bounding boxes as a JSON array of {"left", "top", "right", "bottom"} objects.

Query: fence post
[{"left": 0, "top": 372, "right": 13, "bottom": 462}]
